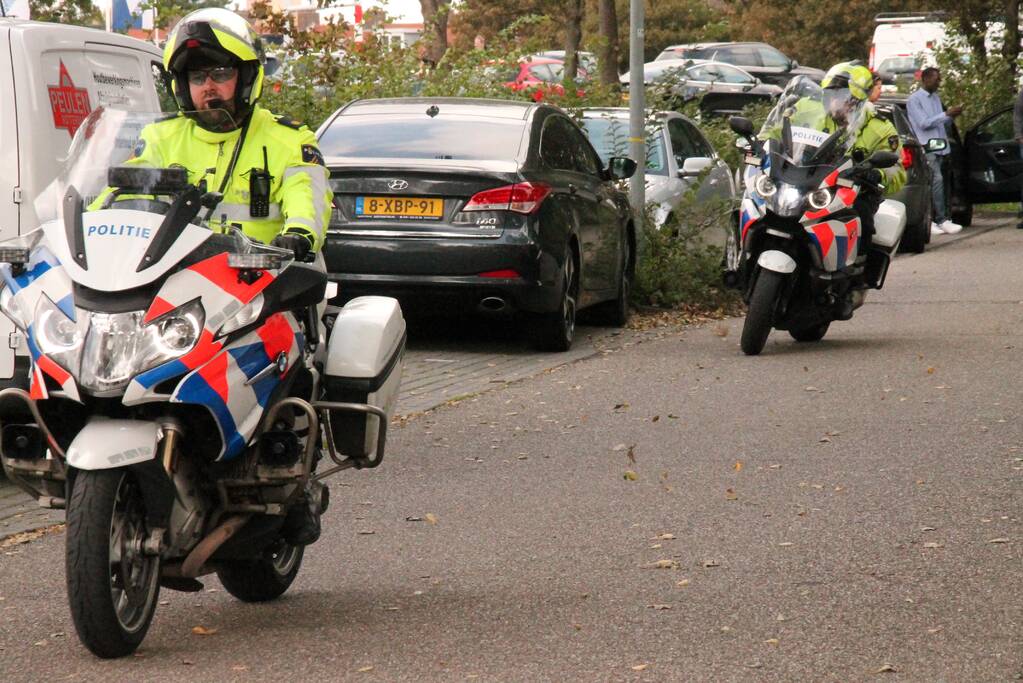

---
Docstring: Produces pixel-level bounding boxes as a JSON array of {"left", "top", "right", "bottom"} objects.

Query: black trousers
[{"left": 853, "top": 191, "right": 882, "bottom": 253}]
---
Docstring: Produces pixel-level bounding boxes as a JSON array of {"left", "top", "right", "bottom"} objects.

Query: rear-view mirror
[
  {"left": 729, "top": 116, "right": 755, "bottom": 138},
  {"left": 609, "top": 156, "right": 638, "bottom": 180},
  {"left": 868, "top": 150, "right": 900, "bottom": 169},
  {"left": 925, "top": 138, "right": 949, "bottom": 153},
  {"left": 679, "top": 157, "right": 713, "bottom": 177}
]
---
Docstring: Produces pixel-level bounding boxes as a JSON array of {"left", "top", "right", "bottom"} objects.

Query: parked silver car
[{"left": 579, "top": 108, "right": 736, "bottom": 230}]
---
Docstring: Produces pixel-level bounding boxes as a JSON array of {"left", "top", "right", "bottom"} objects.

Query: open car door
[{"left": 963, "top": 106, "right": 1023, "bottom": 204}]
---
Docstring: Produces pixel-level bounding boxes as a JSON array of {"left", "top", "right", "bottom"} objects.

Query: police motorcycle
[
  {"left": 0, "top": 108, "right": 406, "bottom": 658},
  {"left": 725, "top": 76, "right": 906, "bottom": 355}
]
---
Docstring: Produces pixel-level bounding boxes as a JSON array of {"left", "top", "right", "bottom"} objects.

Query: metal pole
[{"left": 627, "top": 0, "right": 645, "bottom": 232}]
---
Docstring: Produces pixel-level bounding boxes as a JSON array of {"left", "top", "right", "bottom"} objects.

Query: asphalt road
[{"left": 1, "top": 220, "right": 1021, "bottom": 681}]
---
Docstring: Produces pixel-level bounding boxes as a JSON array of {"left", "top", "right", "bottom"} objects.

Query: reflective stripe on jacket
[{"left": 129, "top": 106, "right": 332, "bottom": 250}]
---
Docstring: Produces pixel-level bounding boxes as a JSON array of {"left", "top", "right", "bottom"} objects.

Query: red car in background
[{"left": 499, "top": 57, "right": 587, "bottom": 101}]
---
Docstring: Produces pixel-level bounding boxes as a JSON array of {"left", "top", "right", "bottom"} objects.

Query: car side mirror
[
  {"left": 729, "top": 115, "right": 755, "bottom": 138},
  {"left": 609, "top": 156, "right": 638, "bottom": 180},
  {"left": 679, "top": 156, "right": 713, "bottom": 177},
  {"left": 868, "top": 150, "right": 900, "bottom": 169},
  {"left": 925, "top": 138, "right": 949, "bottom": 153}
]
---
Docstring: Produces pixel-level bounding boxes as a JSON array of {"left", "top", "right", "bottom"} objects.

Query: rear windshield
[
  {"left": 581, "top": 118, "right": 668, "bottom": 176},
  {"left": 319, "top": 116, "right": 527, "bottom": 160}
]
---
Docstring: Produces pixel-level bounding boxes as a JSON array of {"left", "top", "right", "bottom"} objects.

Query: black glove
[{"left": 272, "top": 231, "right": 314, "bottom": 262}]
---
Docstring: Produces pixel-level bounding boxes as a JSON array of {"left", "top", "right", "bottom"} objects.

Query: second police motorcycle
[
  {"left": 0, "top": 108, "right": 406, "bottom": 657},
  {"left": 725, "top": 76, "right": 917, "bottom": 355}
]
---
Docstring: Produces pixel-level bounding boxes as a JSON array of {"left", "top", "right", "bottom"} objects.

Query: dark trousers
[{"left": 853, "top": 191, "right": 882, "bottom": 254}]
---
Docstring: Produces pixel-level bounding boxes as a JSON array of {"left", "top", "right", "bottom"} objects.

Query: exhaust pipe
[{"left": 479, "top": 296, "right": 507, "bottom": 312}]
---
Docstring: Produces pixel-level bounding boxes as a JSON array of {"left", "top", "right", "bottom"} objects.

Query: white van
[
  {"left": 0, "top": 18, "right": 168, "bottom": 386},
  {"left": 869, "top": 13, "right": 946, "bottom": 81}
]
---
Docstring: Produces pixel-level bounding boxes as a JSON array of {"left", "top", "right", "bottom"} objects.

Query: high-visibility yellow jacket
[{"left": 125, "top": 105, "right": 332, "bottom": 250}]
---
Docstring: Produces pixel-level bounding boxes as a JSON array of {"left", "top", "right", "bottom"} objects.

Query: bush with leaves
[{"left": 931, "top": 28, "right": 1021, "bottom": 131}]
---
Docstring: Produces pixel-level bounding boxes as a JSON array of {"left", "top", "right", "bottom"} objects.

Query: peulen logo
[{"left": 387, "top": 179, "right": 409, "bottom": 191}]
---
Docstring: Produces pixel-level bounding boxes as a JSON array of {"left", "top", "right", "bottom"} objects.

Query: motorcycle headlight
[
  {"left": 765, "top": 183, "right": 805, "bottom": 218},
  {"left": 34, "top": 295, "right": 88, "bottom": 376},
  {"left": 754, "top": 174, "right": 777, "bottom": 198},
  {"left": 808, "top": 188, "right": 832, "bottom": 211},
  {"left": 78, "top": 300, "right": 204, "bottom": 396}
]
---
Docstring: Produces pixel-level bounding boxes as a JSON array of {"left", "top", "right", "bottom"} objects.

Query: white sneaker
[
  {"left": 938, "top": 220, "right": 962, "bottom": 235},
  {"left": 931, "top": 221, "right": 945, "bottom": 236}
]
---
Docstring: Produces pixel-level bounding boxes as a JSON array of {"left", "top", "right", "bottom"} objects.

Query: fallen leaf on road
[
  {"left": 725, "top": 488, "right": 738, "bottom": 500},
  {"left": 769, "top": 464, "right": 782, "bottom": 469},
  {"left": 627, "top": 446, "right": 636, "bottom": 464},
  {"left": 655, "top": 533, "right": 676, "bottom": 540},
  {"left": 191, "top": 626, "right": 217, "bottom": 636},
  {"left": 804, "top": 386, "right": 818, "bottom": 392},
  {"left": 677, "top": 579, "right": 690, "bottom": 587},
  {"left": 927, "top": 627, "right": 943, "bottom": 634},
  {"left": 613, "top": 402, "right": 630, "bottom": 411},
  {"left": 357, "top": 530, "right": 375, "bottom": 535},
  {"left": 650, "top": 543, "right": 662, "bottom": 549},
  {"left": 623, "top": 470, "right": 638, "bottom": 481},
  {"left": 667, "top": 414, "right": 679, "bottom": 419},
  {"left": 231, "top": 665, "right": 248, "bottom": 671},
  {"left": 405, "top": 516, "right": 423, "bottom": 522},
  {"left": 987, "top": 537, "right": 1011, "bottom": 544},
  {"left": 734, "top": 461, "right": 743, "bottom": 472},
  {"left": 425, "top": 513, "right": 438, "bottom": 525},
  {"left": 651, "top": 415, "right": 660, "bottom": 422},
  {"left": 357, "top": 665, "right": 374, "bottom": 673},
  {"left": 818, "top": 436, "right": 832, "bottom": 444},
  {"left": 927, "top": 367, "right": 935, "bottom": 374},
  {"left": 650, "top": 559, "right": 678, "bottom": 569},
  {"left": 612, "top": 443, "right": 628, "bottom": 452},
  {"left": 764, "top": 638, "right": 779, "bottom": 645},
  {"left": 631, "top": 664, "right": 648, "bottom": 671},
  {"left": 703, "top": 559, "right": 720, "bottom": 568},
  {"left": 647, "top": 604, "right": 672, "bottom": 610},
  {"left": 875, "top": 663, "right": 897, "bottom": 673},
  {"left": 778, "top": 542, "right": 794, "bottom": 547},
  {"left": 923, "top": 542, "right": 943, "bottom": 549}
]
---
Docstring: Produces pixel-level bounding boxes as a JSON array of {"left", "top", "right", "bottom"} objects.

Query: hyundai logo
[{"left": 387, "top": 179, "right": 409, "bottom": 191}]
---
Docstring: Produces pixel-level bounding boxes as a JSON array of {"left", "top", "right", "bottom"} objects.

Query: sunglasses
[{"left": 187, "top": 66, "right": 237, "bottom": 86}]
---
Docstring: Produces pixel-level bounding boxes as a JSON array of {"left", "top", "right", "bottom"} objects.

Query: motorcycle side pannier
[
  {"left": 323, "top": 296, "right": 406, "bottom": 462},
  {"left": 871, "top": 199, "right": 908, "bottom": 254}
]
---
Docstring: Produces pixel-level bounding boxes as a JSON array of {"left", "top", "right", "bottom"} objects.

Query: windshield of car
[
  {"left": 759, "top": 76, "right": 865, "bottom": 164},
  {"left": 319, "top": 115, "right": 528, "bottom": 161},
  {"left": 580, "top": 117, "right": 668, "bottom": 176},
  {"left": 877, "top": 56, "right": 919, "bottom": 76}
]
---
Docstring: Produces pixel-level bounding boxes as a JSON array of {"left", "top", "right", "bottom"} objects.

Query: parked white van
[
  {"left": 0, "top": 18, "right": 167, "bottom": 387},
  {"left": 869, "top": 13, "right": 946, "bottom": 82}
]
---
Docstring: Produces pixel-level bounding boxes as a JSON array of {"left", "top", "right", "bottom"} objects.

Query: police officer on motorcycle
[
  {"left": 138, "top": 8, "right": 332, "bottom": 262},
  {"left": 820, "top": 62, "right": 906, "bottom": 249},
  {"left": 144, "top": 8, "right": 332, "bottom": 543}
]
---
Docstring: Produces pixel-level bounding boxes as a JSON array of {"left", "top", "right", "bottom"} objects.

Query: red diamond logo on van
[{"left": 48, "top": 61, "right": 92, "bottom": 137}]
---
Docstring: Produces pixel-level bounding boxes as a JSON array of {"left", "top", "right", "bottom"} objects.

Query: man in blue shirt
[{"left": 907, "top": 67, "right": 963, "bottom": 235}]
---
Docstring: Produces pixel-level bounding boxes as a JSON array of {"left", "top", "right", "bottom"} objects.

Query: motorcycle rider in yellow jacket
[{"left": 124, "top": 8, "right": 332, "bottom": 261}]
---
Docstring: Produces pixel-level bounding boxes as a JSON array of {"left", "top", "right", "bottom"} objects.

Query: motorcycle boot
[{"left": 282, "top": 480, "right": 328, "bottom": 546}]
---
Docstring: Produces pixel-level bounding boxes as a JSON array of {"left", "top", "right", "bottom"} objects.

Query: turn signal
[
  {"left": 900, "top": 146, "right": 913, "bottom": 169},
  {"left": 463, "top": 182, "right": 552, "bottom": 214}
]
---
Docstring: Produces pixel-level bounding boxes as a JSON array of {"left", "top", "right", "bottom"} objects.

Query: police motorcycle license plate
[{"left": 355, "top": 196, "right": 443, "bottom": 219}]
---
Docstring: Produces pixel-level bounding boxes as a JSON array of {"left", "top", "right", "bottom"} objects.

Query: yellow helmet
[
  {"left": 163, "top": 8, "right": 266, "bottom": 122},
  {"left": 821, "top": 62, "right": 873, "bottom": 101}
]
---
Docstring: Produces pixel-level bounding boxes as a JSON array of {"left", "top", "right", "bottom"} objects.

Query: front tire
[
  {"left": 66, "top": 469, "right": 161, "bottom": 659},
  {"left": 217, "top": 541, "right": 304, "bottom": 603},
  {"left": 741, "top": 270, "right": 784, "bottom": 356}
]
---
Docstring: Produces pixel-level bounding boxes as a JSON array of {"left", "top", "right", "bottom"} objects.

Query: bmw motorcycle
[
  {"left": 0, "top": 109, "right": 406, "bottom": 657},
  {"left": 724, "top": 77, "right": 906, "bottom": 355}
]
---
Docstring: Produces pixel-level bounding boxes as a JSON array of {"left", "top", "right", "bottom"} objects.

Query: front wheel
[
  {"left": 66, "top": 469, "right": 161, "bottom": 658},
  {"left": 217, "top": 541, "right": 304, "bottom": 602},
  {"left": 741, "top": 270, "right": 785, "bottom": 356}
]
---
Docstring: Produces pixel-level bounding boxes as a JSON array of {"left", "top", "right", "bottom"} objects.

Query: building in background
[{"left": 238, "top": 0, "right": 424, "bottom": 47}]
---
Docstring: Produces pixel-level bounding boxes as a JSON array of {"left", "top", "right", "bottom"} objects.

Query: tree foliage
[
  {"left": 28, "top": 0, "right": 103, "bottom": 27},
  {"left": 139, "top": 0, "right": 230, "bottom": 31}
]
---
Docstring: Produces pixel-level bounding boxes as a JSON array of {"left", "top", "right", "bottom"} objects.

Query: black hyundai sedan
[{"left": 315, "top": 97, "right": 637, "bottom": 351}]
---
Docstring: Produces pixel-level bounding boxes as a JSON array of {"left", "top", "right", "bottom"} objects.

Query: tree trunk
[
  {"left": 597, "top": 0, "right": 619, "bottom": 87},
  {"left": 419, "top": 0, "right": 451, "bottom": 66},
  {"left": 1003, "top": 0, "right": 1021, "bottom": 73},
  {"left": 564, "top": 0, "right": 584, "bottom": 81}
]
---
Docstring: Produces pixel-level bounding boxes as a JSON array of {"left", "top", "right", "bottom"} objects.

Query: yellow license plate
[{"left": 355, "top": 196, "right": 443, "bottom": 219}]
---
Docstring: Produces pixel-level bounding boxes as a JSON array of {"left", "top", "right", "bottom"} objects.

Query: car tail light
[
  {"left": 463, "top": 182, "right": 552, "bottom": 214},
  {"left": 901, "top": 146, "right": 913, "bottom": 169},
  {"left": 478, "top": 269, "right": 522, "bottom": 279}
]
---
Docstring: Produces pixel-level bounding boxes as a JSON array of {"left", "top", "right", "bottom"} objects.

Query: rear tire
[
  {"left": 217, "top": 541, "right": 304, "bottom": 603},
  {"left": 901, "top": 196, "right": 930, "bottom": 253},
  {"left": 532, "top": 250, "right": 578, "bottom": 352},
  {"left": 66, "top": 470, "right": 161, "bottom": 659},
  {"left": 788, "top": 322, "right": 830, "bottom": 342},
  {"left": 741, "top": 270, "right": 784, "bottom": 356}
]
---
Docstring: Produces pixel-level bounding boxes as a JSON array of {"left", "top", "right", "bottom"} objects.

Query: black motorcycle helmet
[{"left": 163, "top": 8, "right": 266, "bottom": 130}]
